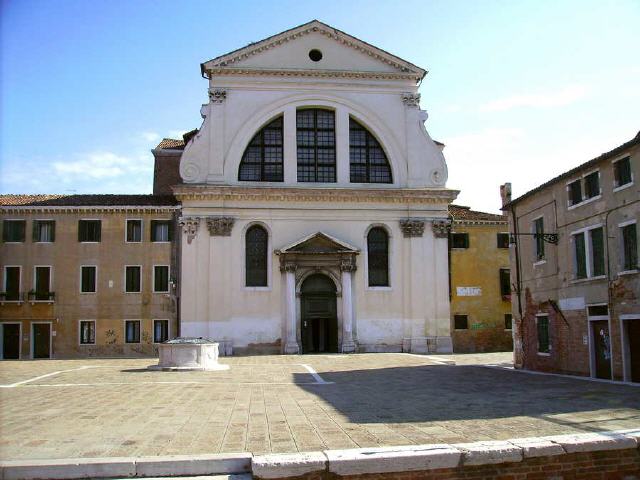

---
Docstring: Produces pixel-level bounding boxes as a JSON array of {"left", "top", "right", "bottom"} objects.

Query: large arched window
[
  {"left": 297, "top": 109, "right": 336, "bottom": 182},
  {"left": 367, "top": 227, "right": 389, "bottom": 287},
  {"left": 349, "top": 118, "right": 392, "bottom": 183},
  {"left": 245, "top": 225, "right": 268, "bottom": 287},
  {"left": 238, "top": 116, "right": 283, "bottom": 182}
]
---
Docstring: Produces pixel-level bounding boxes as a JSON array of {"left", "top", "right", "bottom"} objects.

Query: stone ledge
[
  {"left": 135, "top": 453, "right": 252, "bottom": 477},
  {"left": 543, "top": 432, "right": 638, "bottom": 453},
  {"left": 252, "top": 452, "right": 327, "bottom": 479},
  {"left": 326, "top": 444, "right": 461, "bottom": 475},
  {"left": 0, "top": 457, "right": 135, "bottom": 480},
  {"left": 453, "top": 440, "right": 523, "bottom": 466},
  {"left": 508, "top": 437, "right": 565, "bottom": 458}
]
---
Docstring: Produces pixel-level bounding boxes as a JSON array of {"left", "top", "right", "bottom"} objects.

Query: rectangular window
[
  {"left": 497, "top": 233, "right": 510, "bottom": 248},
  {"left": 504, "top": 313, "right": 513, "bottom": 330},
  {"left": 296, "top": 109, "right": 336, "bottom": 183},
  {"left": 3, "top": 220, "right": 26, "bottom": 242},
  {"left": 621, "top": 223, "right": 638, "bottom": 271},
  {"left": 534, "top": 217, "right": 545, "bottom": 260},
  {"left": 451, "top": 233, "right": 469, "bottom": 249},
  {"left": 153, "top": 319, "right": 169, "bottom": 343},
  {"left": 567, "top": 179, "right": 582, "bottom": 206},
  {"left": 78, "top": 220, "right": 101, "bottom": 242},
  {"left": 33, "top": 220, "right": 55, "bottom": 242},
  {"left": 153, "top": 265, "right": 169, "bottom": 292},
  {"left": 80, "top": 266, "right": 97, "bottom": 293},
  {"left": 79, "top": 321, "right": 96, "bottom": 345},
  {"left": 614, "top": 156, "right": 632, "bottom": 188},
  {"left": 499, "top": 268, "right": 511, "bottom": 298},
  {"left": 589, "top": 227, "right": 605, "bottom": 277},
  {"left": 151, "top": 220, "right": 172, "bottom": 242},
  {"left": 584, "top": 171, "right": 600, "bottom": 199},
  {"left": 3, "top": 266, "right": 20, "bottom": 301},
  {"left": 126, "top": 219, "right": 142, "bottom": 242},
  {"left": 34, "top": 266, "right": 52, "bottom": 300},
  {"left": 454, "top": 314, "right": 468, "bottom": 330},
  {"left": 537, "top": 315, "right": 550, "bottom": 353},
  {"left": 125, "top": 266, "right": 141, "bottom": 293},
  {"left": 125, "top": 320, "right": 141, "bottom": 343},
  {"left": 573, "top": 232, "right": 587, "bottom": 279},
  {"left": 587, "top": 305, "right": 608, "bottom": 317}
]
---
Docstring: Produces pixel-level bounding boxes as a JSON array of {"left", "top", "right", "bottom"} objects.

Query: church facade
[{"left": 174, "top": 21, "right": 458, "bottom": 354}]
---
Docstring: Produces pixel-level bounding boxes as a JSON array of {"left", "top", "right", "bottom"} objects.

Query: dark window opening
[
  {"left": 297, "top": 109, "right": 336, "bottom": 182},
  {"left": 574, "top": 232, "right": 587, "bottom": 279},
  {"left": 238, "top": 116, "right": 284, "bottom": 182},
  {"left": 3, "top": 267, "right": 20, "bottom": 301},
  {"left": 154, "top": 266, "right": 169, "bottom": 292},
  {"left": 151, "top": 220, "right": 172, "bottom": 242},
  {"left": 454, "top": 314, "right": 468, "bottom": 330},
  {"left": 125, "top": 266, "right": 141, "bottom": 293},
  {"left": 588, "top": 305, "right": 609, "bottom": 317},
  {"left": 622, "top": 223, "right": 638, "bottom": 271},
  {"left": 34, "top": 266, "right": 51, "bottom": 300},
  {"left": 568, "top": 180, "right": 582, "bottom": 206},
  {"left": 78, "top": 220, "right": 101, "bottom": 242},
  {"left": 499, "top": 268, "right": 511, "bottom": 298},
  {"left": 154, "top": 320, "right": 169, "bottom": 343},
  {"left": 451, "top": 232, "right": 469, "bottom": 249},
  {"left": 80, "top": 321, "right": 95, "bottom": 345},
  {"left": 497, "top": 233, "right": 510, "bottom": 248},
  {"left": 537, "top": 315, "right": 550, "bottom": 353},
  {"left": 367, "top": 227, "right": 389, "bottom": 287},
  {"left": 81, "top": 266, "right": 96, "bottom": 293},
  {"left": 349, "top": 118, "right": 392, "bottom": 184},
  {"left": 584, "top": 171, "right": 600, "bottom": 199},
  {"left": 3, "top": 220, "right": 26, "bottom": 242},
  {"left": 125, "top": 320, "right": 140, "bottom": 343},
  {"left": 504, "top": 313, "right": 513, "bottom": 330},
  {"left": 534, "top": 217, "right": 545, "bottom": 260},
  {"left": 308, "top": 49, "right": 323, "bottom": 61},
  {"left": 126, "top": 220, "right": 142, "bottom": 242},
  {"left": 590, "top": 227, "right": 605, "bottom": 277},
  {"left": 33, "top": 220, "right": 55, "bottom": 242},
  {"left": 246, "top": 225, "right": 268, "bottom": 287},
  {"left": 614, "top": 157, "right": 632, "bottom": 187}
]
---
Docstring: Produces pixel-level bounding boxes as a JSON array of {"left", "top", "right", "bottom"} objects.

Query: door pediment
[{"left": 276, "top": 231, "right": 359, "bottom": 255}]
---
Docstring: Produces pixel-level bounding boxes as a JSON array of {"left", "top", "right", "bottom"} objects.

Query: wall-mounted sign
[{"left": 457, "top": 287, "right": 482, "bottom": 296}]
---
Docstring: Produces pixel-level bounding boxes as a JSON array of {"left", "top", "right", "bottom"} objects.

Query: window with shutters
[
  {"left": 572, "top": 225, "right": 605, "bottom": 280},
  {"left": 238, "top": 116, "right": 284, "bottom": 182},
  {"left": 451, "top": 232, "right": 469, "bottom": 249},
  {"left": 497, "top": 233, "right": 510, "bottom": 248},
  {"left": 2, "top": 220, "right": 26, "bottom": 242},
  {"left": 2, "top": 266, "right": 21, "bottom": 302},
  {"left": 153, "top": 265, "right": 169, "bottom": 292},
  {"left": 613, "top": 156, "right": 633, "bottom": 189},
  {"left": 80, "top": 266, "right": 97, "bottom": 293},
  {"left": 78, "top": 220, "right": 101, "bottom": 242},
  {"left": 567, "top": 179, "right": 582, "bottom": 206},
  {"left": 367, "top": 227, "right": 389, "bottom": 287},
  {"left": 151, "top": 220, "right": 172, "bottom": 242},
  {"left": 33, "top": 266, "right": 52, "bottom": 301},
  {"left": 245, "top": 225, "right": 268, "bottom": 287},
  {"left": 126, "top": 219, "right": 142, "bottom": 242},
  {"left": 620, "top": 222, "right": 638, "bottom": 272},
  {"left": 297, "top": 109, "right": 336, "bottom": 182},
  {"left": 33, "top": 220, "right": 55, "bottom": 242},
  {"left": 349, "top": 118, "right": 392, "bottom": 183},
  {"left": 125, "top": 265, "right": 141, "bottom": 293}
]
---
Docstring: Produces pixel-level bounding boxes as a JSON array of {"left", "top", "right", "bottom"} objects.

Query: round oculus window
[{"left": 308, "top": 49, "right": 323, "bottom": 62}]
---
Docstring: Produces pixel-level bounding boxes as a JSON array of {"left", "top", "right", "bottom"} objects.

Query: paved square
[{"left": 1, "top": 353, "right": 639, "bottom": 460}]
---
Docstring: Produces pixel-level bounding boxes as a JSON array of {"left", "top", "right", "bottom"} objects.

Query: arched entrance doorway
[{"left": 300, "top": 274, "right": 338, "bottom": 353}]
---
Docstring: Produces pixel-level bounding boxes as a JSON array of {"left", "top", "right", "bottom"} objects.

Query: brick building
[{"left": 502, "top": 131, "right": 639, "bottom": 382}]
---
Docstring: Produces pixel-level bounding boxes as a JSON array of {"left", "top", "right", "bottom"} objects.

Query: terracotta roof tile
[
  {"left": 0, "top": 194, "right": 178, "bottom": 207},
  {"left": 449, "top": 204, "right": 506, "bottom": 223},
  {"left": 156, "top": 138, "right": 185, "bottom": 150}
]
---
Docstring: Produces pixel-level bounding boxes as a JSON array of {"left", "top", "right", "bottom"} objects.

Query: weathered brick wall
[{"left": 153, "top": 152, "right": 182, "bottom": 195}]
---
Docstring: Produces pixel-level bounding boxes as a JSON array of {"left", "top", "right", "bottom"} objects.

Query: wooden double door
[{"left": 301, "top": 274, "right": 338, "bottom": 354}]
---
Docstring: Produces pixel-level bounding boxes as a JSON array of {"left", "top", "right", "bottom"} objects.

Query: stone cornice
[
  {"left": 207, "top": 68, "right": 419, "bottom": 81},
  {"left": 0, "top": 206, "right": 179, "bottom": 214},
  {"left": 453, "top": 219, "right": 508, "bottom": 226},
  {"left": 173, "top": 185, "right": 458, "bottom": 205}
]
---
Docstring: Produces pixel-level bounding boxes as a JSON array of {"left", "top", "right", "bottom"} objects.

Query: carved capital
[
  {"left": 280, "top": 262, "right": 298, "bottom": 273},
  {"left": 208, "top": 89, "right": 227, "bottom": 103},
  {"left": 340, "top": 259, "right": 357, "bottom": 273},
  {"left": 401, "top": 92, "right": 421, "bottom": 107},
  {"left": 206, "top": 216, "right": 235, "bottom": 236},
  {"left": 432, "top": 219, "right": 452, "bottom": 238},
  {"left": 400, "top": 219, "right": 426, "bottom": 237},
  {"left": 179, "top": 217, "right": 200, "bottom": 244}
]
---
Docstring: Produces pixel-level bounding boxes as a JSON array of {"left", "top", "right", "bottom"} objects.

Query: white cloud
[
  {"left": 480, "top": 84, "right": 590, "bottom": 112},
  {"left": 167, "top": 129, "right": 189, "bottom": 139},
  {"left": 139, "top": 131, "right": 161, "bottom": 142},
  {"left": 53, "top": 151, "right": 151, "bottom": 180}
]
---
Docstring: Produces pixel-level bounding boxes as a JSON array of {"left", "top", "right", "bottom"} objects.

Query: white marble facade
[{"left": 175, "top": 21, "right": 458, "bottom": 354}]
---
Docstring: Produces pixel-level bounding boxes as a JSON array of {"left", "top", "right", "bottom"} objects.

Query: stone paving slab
[{"left": 1, "top": 352, "right": 639, "bottom": 461}]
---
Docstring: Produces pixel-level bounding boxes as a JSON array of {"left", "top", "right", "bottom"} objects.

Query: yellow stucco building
[{"left": 448, "top": 205, "right": 513, "bottom": 353}]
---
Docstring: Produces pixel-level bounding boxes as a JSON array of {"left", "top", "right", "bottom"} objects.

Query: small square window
[
  {"left": 126, "top": 220, "right": 142, "bottom": 242},
  {"left": 33, "top": 220, "right": 55, "bottom": 242},
  {"left": 3, "top": 220, "right": 26, "bottom": 242},
  {"left": 497, "top": 233, "right": 510, "bottom": 248},
  {"left": 614, "top": 157, "right": 632, "bottom": 188},
  {"left": 504, "top": 313, "right": 513, "bottom": 330},
  {"left": 125, "top": 320, "right": 141, "bottom": 343},
  {"left": 584, "top": 171, "right": 600, "bottom": 199},
  {"left": 451, "top": 233, "right": 469, "bottom": 249},
  {"left": 79, "top": 321, "right": 96, "bottom": 345},
  {"left": 78, "top": 220, "right": 101, "bottom": 242},
  {"left": 153, "top": 266, "right": 169, "bottom": 293},
  {"left": 125, "top": 266, "right": 141, "bottom": 293},
  {"left": 567, "top": 180, "right": 582, "bottom": 206},
  {"left": 151, "top": 220, "right": 172, "bottom": 242},
  {"left": 80, "top": 266, "right": 97, "bottom": 293},
  {"left": 454, "top": 314, "right": 468, "bottom": 330},
  {"left": 153, "top": 320, "right": 169, "bottom": 343}
]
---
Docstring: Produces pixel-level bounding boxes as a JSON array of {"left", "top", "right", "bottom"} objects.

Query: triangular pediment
[
  {"left": 201, "top": 20, "right": 425, "bottom": 80},
  {"left": 277, "top": 231, "right": 360, "bottom": 255}
]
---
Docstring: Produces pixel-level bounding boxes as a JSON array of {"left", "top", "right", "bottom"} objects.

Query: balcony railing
[
  {"left": 0, "top": 291, "right": 25, "bottom": 304},
  {"left": 28, "top": 291, "right": 56, "bottom": 303}
]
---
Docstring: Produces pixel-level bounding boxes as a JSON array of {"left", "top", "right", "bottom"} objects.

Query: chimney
[{"left": 500, "top": 183, "right": 512, "bottom": 209}]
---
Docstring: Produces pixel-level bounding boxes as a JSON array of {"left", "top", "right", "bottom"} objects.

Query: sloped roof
[
  {"left": 449, "top": 205, "right": 507, "bottom": 223},
  {"left": 201, "top": 19, "right": 426, "bottom": 81},
  {"left": 276, "top": 231, "right": 360, "bottom": 254},
  {"left": 0, "top": 194, "right": 178, "bottom": 207},
  {"left": 156, "top": 138, "right": 185, "bottom": 150},
  {"left": 505, "top": 130, "right": 640, "bottom": 208}
]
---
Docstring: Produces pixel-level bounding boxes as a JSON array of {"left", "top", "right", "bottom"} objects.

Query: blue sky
[{"left": 1, "top": 0, "right": 639, "bottom": 212}]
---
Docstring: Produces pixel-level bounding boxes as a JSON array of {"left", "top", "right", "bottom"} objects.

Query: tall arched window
[
  {"left": 238, "top": 116, "right": 283, "bottom": 182},
  {"left": 297, "top": 109, "right": 336, "bottom": 182},
  {"left": 350, "top": 118, "right": 392, "bottom": 183},
  {"left": 246, "top": 225, "right": 268, "bottom": 287},
  {"left": 367, "top": 227, "right": 389, "bottom": 287}
]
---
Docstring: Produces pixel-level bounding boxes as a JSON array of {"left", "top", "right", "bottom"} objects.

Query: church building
[{"left": 172, "top": 20, "right": 458, "bottom": 354}]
